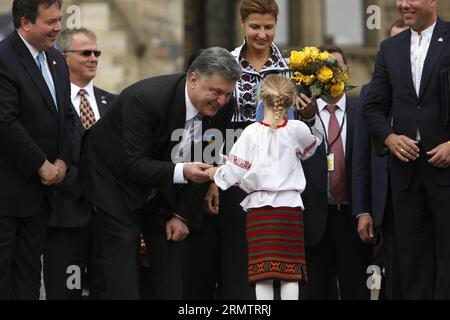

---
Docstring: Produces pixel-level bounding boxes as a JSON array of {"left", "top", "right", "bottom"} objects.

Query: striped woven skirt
[{"left": 247, "top": 206, "right": 307, "bottom": 283}]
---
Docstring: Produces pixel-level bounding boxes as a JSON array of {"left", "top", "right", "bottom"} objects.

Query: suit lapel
[
  {"left": 345, "top": 99, "right": 354, "bottom": 162},
  {"left": 94, "top": 87, "right": 110, "bottom": 117},
  {"left": 166, "top": 77, "right": 187, "bottom": 159},
  {"left": 72, "top": 102, "right": 84, "bottom": 135},
  {"left": 398, "top": 29, "right": 418, "bottom": 98},
  {"left": 12, "top": 32, "right": 59, "bottom": 119},
  {"left": 47, "top": 50, "right": 63, "bottom": 114},
  {"left": 419, "top": 18, "right": 449, "bottom": 100}
]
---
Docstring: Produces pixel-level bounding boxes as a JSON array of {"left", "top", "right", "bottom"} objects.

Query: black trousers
[
  {"left": 0, "top": 198, "right": 49, "bottom": 300},
  {"left": 380, "top": 194, "right": 403, "bottom": 300},
  {"left": 141, "top": 212, "right": 220, "bottom": 300},
  {"left": 392, "top": 155, "right": 450, "bottom": 300},
  {"left": 43, "top": 222, "right": 92, "bottom": 300},
  {"left": 301, "top": 205, "right": 373, "bottom": 300},
  {"left": 88, "top": 208, "right": 141, "bottom": 300},
  {"left": 218, "top": 187, "right": 256, "bottom": 300}
]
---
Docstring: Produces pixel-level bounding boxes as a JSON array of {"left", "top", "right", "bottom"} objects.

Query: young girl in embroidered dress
[{"left": 208, "top": 74, "right": 320, "bottom": 300}]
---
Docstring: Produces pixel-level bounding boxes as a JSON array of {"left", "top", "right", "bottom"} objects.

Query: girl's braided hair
[{"left": 259, "top": 75, "right": 296, "bottom": 129}]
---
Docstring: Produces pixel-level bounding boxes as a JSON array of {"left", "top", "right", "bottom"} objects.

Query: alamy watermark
[{"left": 65, "top": 5, "right": 81, "bottom": 30}]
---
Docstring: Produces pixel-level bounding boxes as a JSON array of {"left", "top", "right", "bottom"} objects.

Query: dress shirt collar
[
  {"left": 185, "top": 84, "right": 200, "bottom": 122},
  {"left": 410, "top": 21, "right": 436, "bottom": 42},
  {"left": 318, "top": 94, "right": 347, "bottom": 113},
  {"left": 71, "top": 81, "right": 95, "bottom": 100},
  {"left": 18, "top": 32, "right": 41, "bottom": 63}
]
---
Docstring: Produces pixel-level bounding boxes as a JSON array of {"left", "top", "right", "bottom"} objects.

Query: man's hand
[
  {"left": 183, "top": 162, "right": 212, "bottom": 184},
  {"left": 385, "top": 134, "right": 420, "bottom": 162},
  {"left": 53, "top": 159, "right": 67, "bottom": 184},
  {"left": 357, "top": 214, "right": 375, "bottom": 243},
  {"left": 296, "top": 94, "right": 317, "bottom": 119},
  {"left": 204, "top": 183, "right": 220, "bottom": 215},
  {"left": 38, "top": 160, "right": 61, "bottom": 186},
  {"left": 427, "top": 142, "right": 450, "bottom": 168},
  {"left": 166, "top": 216, "right": 190, "bottom": 242}
]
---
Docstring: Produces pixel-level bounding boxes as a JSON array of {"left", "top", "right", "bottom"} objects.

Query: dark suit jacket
[
  {"left": 364, "top": 18, "right": 450, "bottom": 190},
  {"left": 352, "top": 84, "right": 389, "bottom": 228},
  {"left": 48, "top": 87, "right": 115, "bottom": 228},
  {"left": 301, "top": 98, "right": 356, "bottom": 247},
  {"left": 79, "top": 74, "right": 233, "bottom": 229},
  {"left": 0, "top": 31, "right": 75, "bottom": 218}
]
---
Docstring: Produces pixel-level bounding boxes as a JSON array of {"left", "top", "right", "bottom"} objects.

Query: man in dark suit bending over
[{"left": 79, "top": 47, "right": 241, "bottom": 299}]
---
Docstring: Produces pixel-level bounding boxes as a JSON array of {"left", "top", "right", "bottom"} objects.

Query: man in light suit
[
  {"left": 300, "top": 46, "right": 373, "bottom": 300},
  {"left": 79, "top": 47, "right": 240, "bottom": 299},
  {"left": 0, "top": 0, "right": 75, "bottom": 299},
  {"left": 43, "top": 28, "right": 115, "bottom": 300},
  {"left": 364, "top": 0, "right": 450, "bottom": 299}
]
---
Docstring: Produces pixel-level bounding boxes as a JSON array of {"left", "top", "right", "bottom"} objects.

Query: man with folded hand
[
  {"left": 364, "top": 0, "right": 450, "bottom": 299},
  {"left": 0, "top": 0, "right": 75, "bottom": 299}
]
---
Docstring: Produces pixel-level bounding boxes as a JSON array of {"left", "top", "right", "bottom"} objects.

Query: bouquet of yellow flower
[{"left": 289, "top": 47, "right": 355, "bottom": 103}]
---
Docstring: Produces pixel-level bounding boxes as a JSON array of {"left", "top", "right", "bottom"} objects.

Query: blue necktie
[{"left": 37, "top": 52, "right": 58, "bottom": 110}]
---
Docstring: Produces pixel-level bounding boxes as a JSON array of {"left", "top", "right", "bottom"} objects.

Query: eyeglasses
[{"left": 65, "top": 50, "right": 102, "bottom": 57}]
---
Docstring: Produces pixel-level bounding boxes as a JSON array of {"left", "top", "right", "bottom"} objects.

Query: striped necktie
[
  {"left": 37, "top": 51, "right": 58, "bottom": 110},
  {"left": 178, "top": 114, "right": 203, "bottom": 162}
]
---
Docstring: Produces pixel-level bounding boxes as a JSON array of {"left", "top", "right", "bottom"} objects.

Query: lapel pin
[
  {"left": 101, "top": 97, "right": 107, "bottom": 104},
  {"left": 53, "top": 60, "right": 57, "bottom": 65},
  {"left": 438, "top": 37, "right": 444, "bottom": 43}
]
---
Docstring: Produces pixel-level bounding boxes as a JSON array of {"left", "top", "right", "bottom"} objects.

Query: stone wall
[
  {"left": 61, "top": 0, "right": 184, "bottom": 94},
  {"left": 2, "top": 0, "right": 450, "bottom": 96}
]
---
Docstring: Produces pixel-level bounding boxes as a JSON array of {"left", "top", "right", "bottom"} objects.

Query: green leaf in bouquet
[
  {"left": 325, "top": 59, "right": 337, "bottom": 68},
  {"left": 311, "top": 82, "right": 322, "bottom": 97},
  {"left": 295, "top": 84, "right": 312, "bottom": 98},
  {"left": 345, "top": 85, "right": 357, "bottom": 92},
  {"left": 321, "top": 93, "right": 333, "bottom": 104},
  {"left": 301, "top": 61, "right": 323, "bottom": 75}
]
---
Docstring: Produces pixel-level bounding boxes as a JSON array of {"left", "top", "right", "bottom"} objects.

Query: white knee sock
[
  {"left": 280, "top": 281, "right": 299, "bottom": 300},
  {"left": 255, "top": 280, "right": 274, "bottom": 300}
]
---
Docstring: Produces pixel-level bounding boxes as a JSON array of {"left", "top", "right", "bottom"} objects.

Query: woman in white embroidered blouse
[{"left": 208, "top": 75, "right": 320, "bottom": 300}]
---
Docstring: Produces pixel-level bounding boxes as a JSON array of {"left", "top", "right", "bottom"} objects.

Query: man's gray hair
[
  {"left": 56, "top": 27, "right": 97, "bottom": 53},
  {"left": 187, "top": 47, "right": 241, "bottom": 81}
]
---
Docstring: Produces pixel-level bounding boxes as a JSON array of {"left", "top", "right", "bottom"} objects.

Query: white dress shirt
[
  {"left": 411, "top": 22, "right": 436, "bottom": 140},
  {"left": 315, "top": 95, "right": 348, "bottom": 204},
  {"left": 71, "top": 82, "right": 101, "bottom": 120},
  {"left": 173, "top": 85, "right": 201, "bottom": 184},
  {"left": 18, "top": 32, "right": 55, "bottom": 90},
  {"left": 316, "top": 94, "right": 347, "bottom": 155}
]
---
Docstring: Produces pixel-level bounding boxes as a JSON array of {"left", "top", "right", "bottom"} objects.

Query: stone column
[{"left": 291, "top": 0, "right": 324, "bottom": 47}]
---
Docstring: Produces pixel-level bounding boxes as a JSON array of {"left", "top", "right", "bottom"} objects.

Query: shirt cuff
[
  {"left": 301, "top": 116, "right": 316, "bottom": 127},
  {"left": 173, "top": 214, "right": 188, "bottom": 224},
  {"left": 356, "top": 213, "right": 371, "bottom": 219},
  {"left": 173, "top": 163, "right": 188, "bottom": 184}
]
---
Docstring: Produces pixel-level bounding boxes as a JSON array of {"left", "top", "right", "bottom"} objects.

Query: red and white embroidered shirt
[{"left": 214, "top": 120, "right": 320, "bottom": 211}]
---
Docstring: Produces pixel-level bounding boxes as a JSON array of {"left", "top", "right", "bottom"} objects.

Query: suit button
[{"left": 417, "top": 105, "right": 421, "bottom": 110}]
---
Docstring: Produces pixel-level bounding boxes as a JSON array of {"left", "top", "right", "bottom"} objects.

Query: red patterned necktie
[
  {"left": 79, "top": 89, "right": 96, "bottom": 129},
  {"left": 326, "top": 105, "right": 347, "bottom": 203}
]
